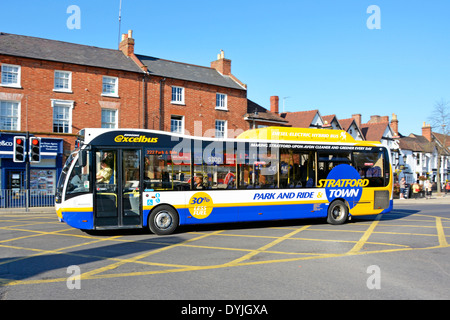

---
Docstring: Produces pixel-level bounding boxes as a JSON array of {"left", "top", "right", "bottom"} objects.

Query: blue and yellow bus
[{"left": 55, "top": 127, "right": 393, "bottom": 235}]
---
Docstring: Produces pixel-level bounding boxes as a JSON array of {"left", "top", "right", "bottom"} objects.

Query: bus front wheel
[
  {"left": 148, "top": 205, "right": 179, "bottom": 235},
  {"left": 327, "top": 200, "right": 349, "bottom": 225}
]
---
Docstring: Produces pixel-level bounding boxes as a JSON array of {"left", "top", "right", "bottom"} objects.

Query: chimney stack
[
  {"left": 369, "top": 115, "right": 381, "bottom": 123},
  {"left": 119, "top": 29, "right": 135, "bottom": 57},
  {"left": 211, "top": 50, "right": 231, "bottom": 75},
  {"left": 422, "top": 122, "right": 432, "bottom": 142},
  {"left": 352, "top": 114, "right": 361, "bottom": 127},
  {"left": 270, "top": 96, "right": 279, "bottom": 114},
  {"left": 391, "top": 113, "right": 399, "bottom": 137}
]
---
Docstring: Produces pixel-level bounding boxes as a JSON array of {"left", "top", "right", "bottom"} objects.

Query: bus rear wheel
[
  {"left": 149, "top": 205, "right": 179, "bottom": 235},
  {"left": 327, "top": 200, "right": 349, "bottom": 225}
]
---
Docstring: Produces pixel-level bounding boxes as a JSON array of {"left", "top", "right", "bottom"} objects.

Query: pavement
[
  {"left": 393, "top": 193, "right": 450, "bottom": 205},
  {"left": 0, "top": 193, "right": 448, "bottom": 216},
  {"left": 0, "top": 206, "right": 56, "bottom": 215}
]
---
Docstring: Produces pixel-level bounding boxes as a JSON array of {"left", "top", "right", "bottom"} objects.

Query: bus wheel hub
[{"left": 155, "top": 211, "right": 172, "bottom": 229}]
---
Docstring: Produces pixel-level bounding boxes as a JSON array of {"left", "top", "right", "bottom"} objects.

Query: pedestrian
[
  {"left": 399, "top": 177, "right": 406, "bottom": 199},
  {"left": 445, "top": 180, "right": 450, "bottom": 197},
  {"left": 425, "top": 179, "right": 432, "bottom": 199},
  {"left": 412, "top": 180, "right": 420, "bottom": 199}
]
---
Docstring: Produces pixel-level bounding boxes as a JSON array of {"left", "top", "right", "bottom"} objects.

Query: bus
[{"left": 55, "top": 127, "right": 393, "bottom": 235}]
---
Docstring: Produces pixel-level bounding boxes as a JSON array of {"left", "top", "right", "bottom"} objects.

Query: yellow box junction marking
[{"left": 0, "top": 212, "right": 448, "bottom": 287}]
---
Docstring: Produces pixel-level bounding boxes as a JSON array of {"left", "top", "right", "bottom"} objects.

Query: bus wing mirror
[{"left": 78, "top": 150, "right": 87, "bottom": 167}]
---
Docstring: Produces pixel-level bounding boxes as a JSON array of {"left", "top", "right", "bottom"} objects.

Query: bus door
[{"left": 94, "top": 149, "right": 142, "bottom": 228}]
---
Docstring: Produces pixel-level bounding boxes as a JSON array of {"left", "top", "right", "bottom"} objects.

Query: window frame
[
  {"left": 170, "top": 115, "right": 184, "bottom": 134},
  {"left": 0, "top": 100, "right": 20, "bottom": 131},
  {"left": 1, "top": 64, "right": 21, "bottom": 88},
  {"left": 215, "top": 120, "right": 227, "bottom": 138},
  {"left": 171, "top": 86, "right": 185, "bottom": 105},
  {"left": 215, "top": 93, "right": 227, "bottom": 110},
  {"left": 52, "top": 99, "right": 74, "bottom": 133},
  {"left": 53, "top": 70, "right": 72, "bottom": 93},
  {"left": 101, "top": 76, "right": 119, "bottom": 97},
  {"left": 101, "top": 108, "right": 118, "bottom": 128}
]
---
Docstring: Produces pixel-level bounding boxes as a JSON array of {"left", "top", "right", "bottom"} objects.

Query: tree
[{"left": 428, "top": 99, "right": 450, "bottom": 193}]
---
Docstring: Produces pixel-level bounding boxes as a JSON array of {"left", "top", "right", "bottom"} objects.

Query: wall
[
  {"left": 146, "top": 76, "right": 249, "bottom": 138},
  {"left": 0, "top": 54, "right": 143, "bottom": 154}
]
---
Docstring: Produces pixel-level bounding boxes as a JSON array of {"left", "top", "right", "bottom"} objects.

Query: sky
[{"left": 1, "top": 0, "right": 449, "bottom": 136}]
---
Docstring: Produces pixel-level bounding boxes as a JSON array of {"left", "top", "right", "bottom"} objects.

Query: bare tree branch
[
  {"left": 428, "top": 98, "right": 450, "bottom": 193},
  {"left": 428, "top": 98, "right": 450, "bottom": 135}
]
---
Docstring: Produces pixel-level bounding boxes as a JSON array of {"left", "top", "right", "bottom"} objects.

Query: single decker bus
[{"left": 55, "top": 127, "right": 393, "bottom": 235}]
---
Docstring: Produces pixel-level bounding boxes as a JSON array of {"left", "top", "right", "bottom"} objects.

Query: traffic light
[
  {"left": 13, "top": 136, "right": 26, "bottom": 163},
  {"left": 13, "top": 136, "right": 26, "bottom": 162},
  {"left": 29, "top": 137, "right": 41, "bottom": 163}
]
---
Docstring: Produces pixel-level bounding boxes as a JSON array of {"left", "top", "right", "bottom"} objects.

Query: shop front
[{"left": 0, "top": 133, "right": 63, "bottom": 207}]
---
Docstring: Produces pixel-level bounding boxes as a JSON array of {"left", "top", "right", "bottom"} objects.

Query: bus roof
[{"left": 79, "top": 127, "right": 382, "bottom": 147}]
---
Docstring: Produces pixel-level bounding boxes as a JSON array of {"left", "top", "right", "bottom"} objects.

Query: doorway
[{"left": 94, "top": 149, "right": 141, "bottom": 228}]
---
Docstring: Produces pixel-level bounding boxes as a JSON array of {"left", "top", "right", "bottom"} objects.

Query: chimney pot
[
  {"left": 119, "top": 30, "right": 135, "bottom": 57},
  {"left": 211, "top": 50, "right": 231, "bottom": 75}
]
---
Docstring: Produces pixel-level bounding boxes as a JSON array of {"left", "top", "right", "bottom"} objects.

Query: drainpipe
[
  {"left": 159, "top": 78, "right": 166, "bottom": 131},
  {"left": 142, "top": 74, "right": 147, "bottom": 129}
]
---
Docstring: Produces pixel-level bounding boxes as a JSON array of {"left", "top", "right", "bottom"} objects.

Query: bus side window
[
  {"left": 238, "top": 148, "right": 278, "bottom": 189},
  {"left": 193, "top": 156, "right": 237, "bottom": 190},
  {"left": 280, "top": 149, "right": 315, "bottom": 188},
  {"left": 318, "top": 152, "right": 351, "bottom": 182},
  {"left": 353, "top": 150, "right": 386, "bottom": 187},
  {"left": 144, "top": 150, "right": 191, "bottom": 191}
]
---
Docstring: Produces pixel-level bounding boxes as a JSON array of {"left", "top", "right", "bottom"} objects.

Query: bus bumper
[{"left": 60, "top": 210, "right": 94, "bottom": 230}]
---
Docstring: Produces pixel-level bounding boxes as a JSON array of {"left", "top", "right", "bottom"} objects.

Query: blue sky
[{"left": 1, "top": 0, "right": 449, "bottom": 136}]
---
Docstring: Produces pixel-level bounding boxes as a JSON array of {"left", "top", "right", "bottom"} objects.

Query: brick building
[
  {"left": 134, "top": 49, "right": 248, "bottom": 138},
  {"left": 116, "top": 31, "right": 250, "bottom": 137},
  {"left": 0, "top": 32, "right": 148, "bottom": 191},
  {"left": 0, "top": 31, "right": 257, "bottom": 191},
  {"left": 1, "top": 32, "right": 255, "bottom": 140},
  {"left": 0, "top": 32, "right": 146, "bottom": 146},
  {"left": 0, "top": 31, "right": 251, "bottom": 142}
]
